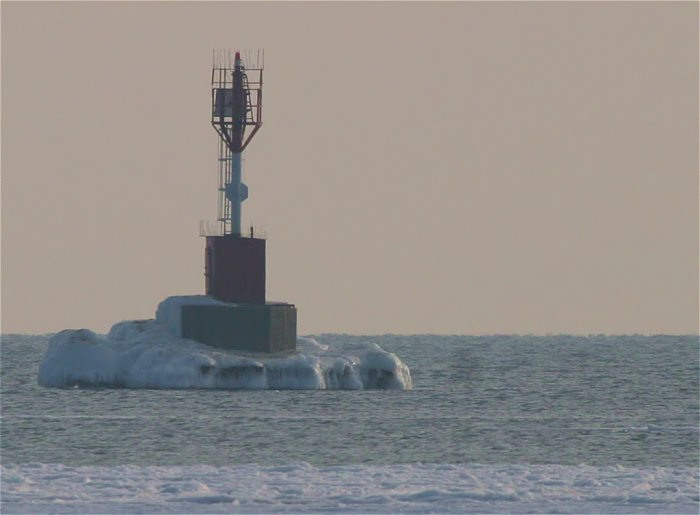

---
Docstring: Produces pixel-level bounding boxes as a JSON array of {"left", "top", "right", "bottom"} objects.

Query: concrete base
[{"left": 180, "top": 302, "right": 296, "bottom": 353}]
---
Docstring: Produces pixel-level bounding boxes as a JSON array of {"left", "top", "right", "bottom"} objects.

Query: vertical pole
[{"left": 230, "top": 152, "right": 242, "bottom": 236}]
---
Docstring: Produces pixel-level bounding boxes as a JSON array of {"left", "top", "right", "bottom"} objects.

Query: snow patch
[{"left": 2, "top": 463, "right": 697, "bottom": 514}]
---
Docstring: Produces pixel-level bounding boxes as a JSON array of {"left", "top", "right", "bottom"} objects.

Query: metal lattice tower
[{"left": 211, "top": 49, "right": 264, "bottom": 236}]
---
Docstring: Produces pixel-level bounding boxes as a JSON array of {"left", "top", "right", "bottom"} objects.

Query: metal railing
[{"left": 199, "top": 220, "right": 267, "bottom": 239}]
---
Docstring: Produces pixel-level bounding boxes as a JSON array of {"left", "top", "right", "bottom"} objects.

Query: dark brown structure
[{"left": 205, "top": 235, "right": 265, "bottom": 304}]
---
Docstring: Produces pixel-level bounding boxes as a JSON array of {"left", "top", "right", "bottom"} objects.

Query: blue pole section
[
  {"left": 228, "top": 152, "right": 242, "bottom": 235},
  {"left": 224, "top": 152, "right": 249, "bottom": 236}
]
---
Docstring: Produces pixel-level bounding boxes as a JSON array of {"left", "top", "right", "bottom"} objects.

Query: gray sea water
[{"left": 2, "top": 334, "right": 698, "bottom": 468}]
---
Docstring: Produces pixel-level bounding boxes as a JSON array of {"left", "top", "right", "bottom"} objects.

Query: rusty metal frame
[{"left": 210, "top": 62, "right": 263, "bottom": 154}]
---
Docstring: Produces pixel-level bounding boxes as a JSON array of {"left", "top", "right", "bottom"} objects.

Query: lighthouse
[{"left": 179, "top": 50, "right": 297, "bottom": 353}]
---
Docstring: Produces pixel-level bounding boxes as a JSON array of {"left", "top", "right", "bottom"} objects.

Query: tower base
[
  {"left": 205, "top": 236, "right": 266, "bottom": 304},
  {"left": 180, "top": 302, "right": 296, "bottom": 353}
]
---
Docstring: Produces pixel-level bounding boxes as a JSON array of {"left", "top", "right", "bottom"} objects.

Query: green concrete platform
[{"left": 181, "top": 302, "right": 297, "bottom": 353}]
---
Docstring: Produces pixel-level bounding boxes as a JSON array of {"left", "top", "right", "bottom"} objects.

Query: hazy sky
[{"left": 2, "top": 1, "right": 698, "bottom": 335}]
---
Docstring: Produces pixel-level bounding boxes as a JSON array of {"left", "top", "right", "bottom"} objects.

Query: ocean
[{"left": 1, "top": 332, "right": 698, "bottom": 513}]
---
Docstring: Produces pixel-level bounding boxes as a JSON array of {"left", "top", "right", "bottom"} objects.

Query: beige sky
[{"left": 2, "top": 1, "right": 698, "bottom": 335}]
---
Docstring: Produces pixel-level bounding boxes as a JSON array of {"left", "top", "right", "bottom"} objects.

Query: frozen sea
[{"left": 1, "top": 332, "right": 698, "bottom": 513}]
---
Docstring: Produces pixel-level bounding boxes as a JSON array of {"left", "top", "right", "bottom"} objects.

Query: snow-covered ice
[
  {"left": 37, "top": 297, "right": 412, "bottom": 390},
  {"left": 2, "top": 462, "right": 697, "bottom": 514}
]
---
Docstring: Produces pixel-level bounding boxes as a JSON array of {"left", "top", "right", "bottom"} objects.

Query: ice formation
[
  {"left": 2, "top": 462, "right": 698, "bottom": 514},
  {"left": 37, "top": 297, "right": 412, "bottom": 390}
]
